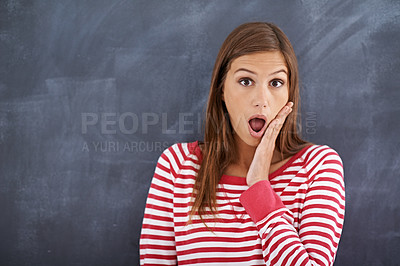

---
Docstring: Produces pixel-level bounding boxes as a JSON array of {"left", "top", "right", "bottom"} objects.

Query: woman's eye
[
  {"left": 239, "top": 78, "right": 253, "bottom": 87},
  {"left": 270, "top": 80, "right": 283, "bottom": 88}
]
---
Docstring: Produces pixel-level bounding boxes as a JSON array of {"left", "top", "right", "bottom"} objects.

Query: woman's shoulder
[
  {"left": 301, "top": 143, "right": 343, "bottom": 164},
  {"left": 299, "top": 143, "right": 344, "bottom": 179},
  {"left": 159, "top": 140, "right": 203, "bottom": 166}
]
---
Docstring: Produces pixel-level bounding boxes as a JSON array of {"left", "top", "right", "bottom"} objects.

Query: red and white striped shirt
[{"left": 140, "top": 141, "right": 345, "bottom": 265}]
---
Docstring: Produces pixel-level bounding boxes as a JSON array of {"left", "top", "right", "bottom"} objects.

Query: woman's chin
[
  {"left": 246, "top": 138, "right": 261, "bottom": 147},
  {"left": 234, "top": 133, "right": 261, "bottom": 147}
]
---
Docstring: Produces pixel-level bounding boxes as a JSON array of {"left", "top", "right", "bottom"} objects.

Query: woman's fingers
[
  {"left": 274, "top": 101, "right": 293, "bottom": 126},
  {"left": 262, "top": 102, "right": 293, "bottom": 141}
]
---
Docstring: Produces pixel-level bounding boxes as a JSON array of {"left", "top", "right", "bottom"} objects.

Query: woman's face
[{"left": 222, "top": 51, "right": 289, "bottom": 147}]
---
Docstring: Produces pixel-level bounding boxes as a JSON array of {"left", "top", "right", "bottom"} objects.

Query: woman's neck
[
  {"left": 233, "top": 135, "right": 256, "bottom": 170},
  {"left": 233, "top": 134, "right": 283, "bottom": 172}
]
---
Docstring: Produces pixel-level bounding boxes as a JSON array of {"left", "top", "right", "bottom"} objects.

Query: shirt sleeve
[
  {"left": 139, "top": 147, "right": 177, "bottom": 265},
  {"left": 239, "top": 149, "right": 345, "bottom": 266}
]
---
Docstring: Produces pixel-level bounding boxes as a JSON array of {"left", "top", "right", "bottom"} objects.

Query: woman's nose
[{"left": 252, "top": 86, "right": 268, "bottom": 108}]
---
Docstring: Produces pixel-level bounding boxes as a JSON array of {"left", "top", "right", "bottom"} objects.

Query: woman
[{"left": 139, "top": 22, "right": 345, "bottom": 265}]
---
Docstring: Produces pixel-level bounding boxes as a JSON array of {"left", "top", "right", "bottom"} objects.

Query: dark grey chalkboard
[{"left": 1, "top": 1, "right": 399, "bottom": 265}]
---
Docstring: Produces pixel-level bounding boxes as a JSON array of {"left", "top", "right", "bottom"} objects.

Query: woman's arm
[
  {"left": 240, "top": 148, "right": 345, "bottom": 265},
  {"left": 139, "top": 147, "right": 177, "bottom": 265}
]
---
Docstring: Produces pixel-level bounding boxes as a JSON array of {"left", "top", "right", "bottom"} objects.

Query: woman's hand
[{"left": 246, "top": 101, "right": 294, "bottom": 187}]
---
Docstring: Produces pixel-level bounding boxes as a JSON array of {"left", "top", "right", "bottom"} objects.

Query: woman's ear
[{"left": 221, "top": 89, "right": 225, "bottom": 102}]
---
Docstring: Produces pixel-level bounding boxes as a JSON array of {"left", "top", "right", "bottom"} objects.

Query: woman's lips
[{"left": 248, "top": 115, "right": 268, "bottom": 138}]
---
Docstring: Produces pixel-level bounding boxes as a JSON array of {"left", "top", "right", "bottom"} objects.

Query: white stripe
[
  {"left": 175, "top": 228, "right": 260, "bottom": 243},
  {"left": 140, "top": 239, "right": 176, "bottom": 247},
  {"left": 140, "top": 258, "right": 176, "bottom": 265},
  {"left": 178, "top": 248, "right": 262, "bottom": 260}
]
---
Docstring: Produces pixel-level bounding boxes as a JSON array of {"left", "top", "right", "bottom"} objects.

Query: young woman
[{"left": 139, "top": 22, "right": 345, "bottom": 265}]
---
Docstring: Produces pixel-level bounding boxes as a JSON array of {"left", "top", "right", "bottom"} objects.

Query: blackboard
[{"left": 1, "top": 1, "right": 399, "bottom": 265}]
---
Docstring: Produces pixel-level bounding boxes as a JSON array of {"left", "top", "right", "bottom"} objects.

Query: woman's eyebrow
[
  {"left": 234, "top": 68, "right": 287, "bottom": 76},
  {"left": 234, "top": 68, "right": 257, "bottom": 75},
  {"left": 269, "top": 69, "right": 287, "bottom": 76}
]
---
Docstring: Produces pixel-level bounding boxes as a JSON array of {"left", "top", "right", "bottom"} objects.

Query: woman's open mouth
[{"left": 248, "top": 115, "right": 268, "bottom": 138}]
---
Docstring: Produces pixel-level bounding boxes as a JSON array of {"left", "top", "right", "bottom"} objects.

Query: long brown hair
[{"left": 188, "top": 22, "right": 313, "bottom": 229}]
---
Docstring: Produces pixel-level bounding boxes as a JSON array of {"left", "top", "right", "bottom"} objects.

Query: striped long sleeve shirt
[{"left": 139, "top": 141, "right": 345, "bottom": 265}]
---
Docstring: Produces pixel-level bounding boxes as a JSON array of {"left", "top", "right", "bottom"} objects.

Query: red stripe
[
  {"left": 301, "top": 203, "right": 345, "bottom": 219},
  {"left": 140, "top": 253, "right": 176, "bottom": 260},
  {"left": 306, "top": 185, "right": 345, "bottom": 201},
  {"left": 174, "top": 200, "right": 244, "bottom": 210},
  {"left": 142, "top": 223, "right": 174, "bottom": 232},
  {"left": 143, "top": 213, "right": 173, "bottom": 223},
  {"left": 140, "top": 234, "right": 174, "bottom": 241},
  {"left": 325, "top": 158, "right": 343, "bottom": 168},
  {"left": 300, "top": 231, "right": 337, "bottom": 252},
  {"left": 153, "top": 171, "right": 173, "bottom": 185},
  {"left": 265, "top": 228, "right": 300, "bottom": 260},
  {"left": 291, "top": 249, "right": 307, "bottom": 266},
  {"left": 174, "top": 208, "right": 247, "bottom": 218},
  {"left": 300, "top": 221, "right": 343, "bottom": 239},
  {"left": 310, "top": 175, "right": 345, "bottom": 191},
  {"left": 277, "top": 242, "right": 301, "bottom": 266},
  {"left": 301, "top": 212, "right": 344, "bottom": 228},
  {"left": 145, "top": 203, "right": 172, "bottom": 213},
  {"left": 304, "top": 247, "right": 330, "bottom": 265},
  {"left": 155, "top": 161, "right": 170, "bottom": 176},
  {"left": 147, "top": 193, "right": 173, "bottom": 204},
  {"left": 177, "top": 242, "right": 261, "bottom": 255},
  {"left": 150, "top": 182, "right": 173, "bottom": 195},
  {"left": 174, "top": 224, "right": 258, "bottom": 236},
  {"left": 140, "top": 244, "right": 176, "bottom": 250},
  {"left": 174, "top": 216, "right": 254, "bottom": 227},
  {"left": 168, "top": 145, "right": 183, "bottom": 171},
  {"left": 304, "top": 194, "right": 345, "bottom": 210}
]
